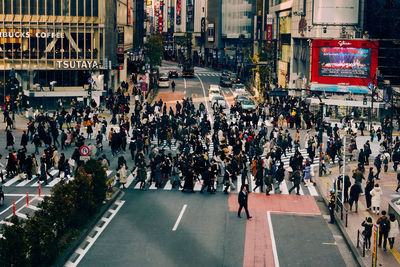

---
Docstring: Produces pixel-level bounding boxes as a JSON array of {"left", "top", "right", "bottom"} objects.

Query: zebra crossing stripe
[
  {"left": 164, "top": 181, "right": 173, "bottom": 190},
  {"left": 149, "top": 182, "right": 157, "bottom": 190},
  {"left": 307, "top": 184, "right": 319, "bottom": 196},
  {"left": 193, "top": 181, "right": 202, "bottom": 191},
  {"left": 134, "top": 181, "right": 141, "bottom": 189},
  {"left": 16, "top": 176, "right": 37, "bottom": 186},
  {"left": 3, "top": 177, "right": 22, "bottom": 186}
]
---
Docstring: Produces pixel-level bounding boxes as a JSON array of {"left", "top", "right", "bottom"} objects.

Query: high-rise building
[{"left": 0, "top": 0, "right": 120, "bottom": 107}]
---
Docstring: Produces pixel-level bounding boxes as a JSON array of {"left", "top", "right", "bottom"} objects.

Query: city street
[{"left": 62, "top": 62, "right": 357, "bottom": 266}]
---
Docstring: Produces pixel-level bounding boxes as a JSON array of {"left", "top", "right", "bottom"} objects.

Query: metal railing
[{"left": 356, "top": 229, "right": 366, "bottom": 257}]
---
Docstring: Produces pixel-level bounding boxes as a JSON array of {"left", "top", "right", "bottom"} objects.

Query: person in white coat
[
  {"left": 118, "top": 163, "right": 128, "bottom": 188},
  {"left": 388, "top": 213, "right": 399, "bottom": 250},
  {"left": 370, "top": 184, "right": 383, "bottom": 215}
]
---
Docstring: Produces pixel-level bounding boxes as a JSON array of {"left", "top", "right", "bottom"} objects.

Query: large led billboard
[
  {"left": 319, "top": 47, "right": 371, "bottom": 78},
  {"left": 311, "top": 40, "right": 379, "bottom": 86}
]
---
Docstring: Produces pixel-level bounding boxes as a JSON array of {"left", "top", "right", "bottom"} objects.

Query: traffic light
[{"left": 363, "top": 96, "right": 367, "bottom": 105}]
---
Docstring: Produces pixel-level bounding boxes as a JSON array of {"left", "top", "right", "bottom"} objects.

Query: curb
[
  {"left": 53, "top": 189, "right": 122, "bottom": 267},
  {"left": 314, "top": 177, "right": 366, "bottom": 267}
]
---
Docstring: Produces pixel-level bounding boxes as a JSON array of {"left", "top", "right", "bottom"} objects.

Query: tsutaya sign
[{"left": 56, "top": 60, "right": 99, "bottom": 69}]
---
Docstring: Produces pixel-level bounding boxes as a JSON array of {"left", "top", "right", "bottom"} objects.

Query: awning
[{"left": 310, "top": 84, "right": 370, "bottom": 95}]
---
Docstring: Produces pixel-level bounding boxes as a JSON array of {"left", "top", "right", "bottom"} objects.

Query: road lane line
[
  {"left": 183, "top": 78, "right": 187, "bottom": 89},
  {"left": 0, "top": 196, "right": 25, "bottom": 215},
  {"left": 65, "top": 200, "right": 125, "bottom": 267},
  {"left": 172, "top": 204, "right": 187, "bottom": 231},
  {"left": 267, "top": 211, "right": 280, "bottom": 267},
  {"left": 195, "top": 74, "right": 211, "bottom": 117}
]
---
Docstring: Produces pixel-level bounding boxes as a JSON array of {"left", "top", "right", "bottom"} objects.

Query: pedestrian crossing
[
  {"left": 0, "top": 168, "right": 114, "bottom": 188},
  {"left": 150, "top": 138, "right": 214, "bottom": 159},
  {"left": 127, "top": 171, "right": 319, "bottom": 196},
  {"left": 196, "top": 72, "right": 221, "bottom": 77}
]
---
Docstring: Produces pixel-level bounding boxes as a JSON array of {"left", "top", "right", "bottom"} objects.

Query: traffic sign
[
  {"left": 368, "top": 82, "right": 373, "bottom": 90},
  {"left": 79, "top": 145, "right": 90, "bottom": 156},
  {"left": 88, "top": 78, "right": 93, "bottom": 84}
]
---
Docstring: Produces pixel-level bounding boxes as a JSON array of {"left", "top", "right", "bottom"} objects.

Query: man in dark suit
[{"left": 238, "top": 185, "right": 252, "bottom": 219}]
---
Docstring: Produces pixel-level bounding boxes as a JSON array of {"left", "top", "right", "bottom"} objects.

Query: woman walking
[
  {"left": 370, "top": 184, "right": 383, "bottom": 215},
  {"left": 362, "top": 217, "right": 373, "bottom": 251},
  {"left": 365, "top": 179, "right": 374, "bottom": 211},
  {"left": 388, "top": 213, "right": 399, "bottom": 250}
]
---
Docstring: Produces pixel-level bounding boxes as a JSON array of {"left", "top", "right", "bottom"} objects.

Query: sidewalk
[{"left": 315, "top": 161, "right": 400, "bottom": 266}]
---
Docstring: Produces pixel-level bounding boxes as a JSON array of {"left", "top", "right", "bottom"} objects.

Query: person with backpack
[{"left": 377, "top": 211, "right": 391, "bottom": 251}]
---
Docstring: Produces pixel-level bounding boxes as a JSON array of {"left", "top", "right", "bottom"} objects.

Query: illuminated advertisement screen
[{"left": 319, "top": 47, "right": 371, "bottom": 78}]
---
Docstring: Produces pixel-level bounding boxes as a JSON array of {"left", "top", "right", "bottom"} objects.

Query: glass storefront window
[
  {"left": 22, "top": 0, "right": 28, "bottom": 14},
  {"left": 0, "top": 1, "right": 3, "bottom": 14},
  {"left": 85, "top": 0, "right": 91, "bottom": 16}
]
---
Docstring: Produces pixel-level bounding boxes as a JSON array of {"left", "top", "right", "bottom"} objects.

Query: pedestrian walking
[
  {"left": 365, "top": 179, "right": 374, "bottom": 211},
  {"left": 237, "top": 185, "right": 252, "bottom": 219},
  {"left": 377, "top": 211, "right": 391, "bottom": 251},
  {"left": 370, "top": 183, "right": 383, "bottom": 214},
  {"left": 349, "top": 183, "right": 361, "bottom": 212},
  {"left": 388, "top": 213, "right": 399, "bottom": 250},
  {"left": 118, "top": 163, "right": 128, "bottom": 188},
  {"left": 328, "top": 190, "right": 335, "bottom": 224},
  {"left": 362, "top": 217, "right": 373, "bottom": 251},
  {"left": 374, "top": 154, "right": 382, "bottom": 180},
  {"left": 288, "top": 169, "right": 301, "bottom": 195}
]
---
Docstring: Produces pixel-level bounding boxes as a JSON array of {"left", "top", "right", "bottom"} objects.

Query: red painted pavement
[{"left": 228, "top": 194, "right": 321, "bottom": 267}]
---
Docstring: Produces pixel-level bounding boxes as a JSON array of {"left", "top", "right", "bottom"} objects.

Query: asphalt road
[{"left": 78, "top": 191, "right": 245, "bottom": 267}]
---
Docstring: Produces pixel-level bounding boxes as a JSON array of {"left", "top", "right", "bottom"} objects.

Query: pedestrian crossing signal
[{"left": 363, "top": 97, "right": 367, "bottom": 105}]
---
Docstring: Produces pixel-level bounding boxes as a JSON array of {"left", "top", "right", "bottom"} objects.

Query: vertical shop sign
[{"left": 266, "top": 15, "right": 273, "bottom": 42}]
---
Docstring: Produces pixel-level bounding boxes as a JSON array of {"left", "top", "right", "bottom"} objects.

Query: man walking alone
[{"left": 238, "top": 185, "right": 252, "bottom": 219}]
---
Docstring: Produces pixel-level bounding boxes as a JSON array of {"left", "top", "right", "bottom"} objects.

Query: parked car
[
  {"left": 210, "top": 95, "right": 227, "bottom": 109},
  {"left": 241, "top": 99, "right": 256, "bottom": 111},
  {"left": 168, "top": 70, "right": 179, "bottom": 78},
  {"left": 158, "top": 74, "right": 170, "bottom": 88},
  {"left": 220, "top": 76, "right": 233, "bottom": 87}
]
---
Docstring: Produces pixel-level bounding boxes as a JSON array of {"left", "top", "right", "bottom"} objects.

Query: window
[
  {"left": 0, "top": 0, "right": 3, "bottom": 14},
  {"left": 78, "top": 0, "right": 84, "bottom": 16},
  {"left": 55, "top": 0, "right": 61, "bottom": 15},
  {"left": 70, "top": 0, "right": 76, "bottom": 16},
  {"left": 30, "top": 0, "right": 37, "bottom": 15},
  {"left": 13, "top": 0, "right": 20, "bottom": 14},
  {"left": 93, "top": 0, "right": 98, "bottom": 17},
  {"left": 47, "top": 0, "right": 53, "bottom": 15},
  {"left": 22, "top": 0, "right": 28, "bottom": 14},
  {"left": 38, "top": 0, "right": 45, "bottom": 15},
  {"left": 4, "top": 0, "right": 11, "bottom": 14},
  {"left": 62, "top": 0, "right": 69, "bottom": 15},
  {"left": 85, "top": 0, "right": 91, "bottom": 16}
]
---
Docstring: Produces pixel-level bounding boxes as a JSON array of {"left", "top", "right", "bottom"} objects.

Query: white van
[{"left": 158, "top": 74, "right": 170, "bottom": 88}]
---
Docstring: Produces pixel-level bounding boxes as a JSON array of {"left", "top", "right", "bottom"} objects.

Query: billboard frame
[{"left": 312, "top": 0, "right": 360, "bottom": 26}]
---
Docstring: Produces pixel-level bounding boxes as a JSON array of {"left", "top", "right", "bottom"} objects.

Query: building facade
[{"left": 0, "top": 0, "right": 119, "bottom": 107}]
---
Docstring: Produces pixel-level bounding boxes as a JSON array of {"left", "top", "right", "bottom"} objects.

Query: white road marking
[
  {"left": 183, "top": 78, "right": 187, "bottom": 89},
  {"left": 122, "top": 173, "right": 135, "bottom": 189},
  {"left": 3, "top": 177, "right": 22, "bottom": 186},
  {"left": 172, "top": 204, "right": 187, "bottom": 231},
  {"left": 164, "top": 181, "right": 173, "bottom": 190},
  {"left": 17, "top": 176, "right": 37, "bottom": 186},
  {"left": 0, "top": 196, "right": 24, "bottom": 216},
  {"left": 193, "top": 181, "right": 202, "bottom": 191},
  {"left": 307, "top": 184, "right": 319, "bottom": 196},
  {"left": 267, "top": 211, "right": 280, "bottom": 267},
  {"left": 195, "top": 74, "right": 211, "bottom": 117},
  {"left": 65, "top": 200, "right": 125, "bottom": 267}
]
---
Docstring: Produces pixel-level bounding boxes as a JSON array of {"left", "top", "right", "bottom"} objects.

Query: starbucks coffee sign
[
  {"left": 56, "top": 60, "right": 99, "bottom": 69},
  {"left": 0, "top": 31, "right": 65, "bottom": 38}
]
